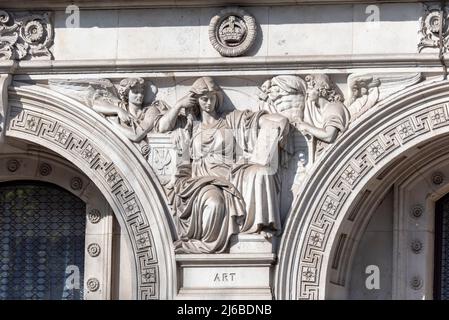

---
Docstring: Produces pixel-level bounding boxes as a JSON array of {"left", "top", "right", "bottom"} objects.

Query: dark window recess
[{"left": 0, "top": 181, "right": 86, "bottom": 300}]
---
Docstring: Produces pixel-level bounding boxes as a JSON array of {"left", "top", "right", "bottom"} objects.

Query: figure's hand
[
  {"left": 293, "top": 121, "right": 308, "bottom": 133},
  {"left": 175, "top": 93, "right": 196, "bottom": 111},
  {"left": 118, "top": 109, "right": 131, "bottom": 124}
]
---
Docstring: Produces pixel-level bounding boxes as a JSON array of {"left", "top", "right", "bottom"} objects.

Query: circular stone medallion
[{"left": 209, "top": 7, "right": 257, "bottom": 57}]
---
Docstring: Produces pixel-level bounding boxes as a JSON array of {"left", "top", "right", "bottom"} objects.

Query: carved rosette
[
  {"left": 39, "top": 163, "right": 52, "bottom": 176},
  {"left": 88, "top": 209, "right": 102, "bottom": 224},
  {"left": 6, "top": 159, "right": 20, "bottom": 172},
  {"left": 209, "top": 7, "right": 257, "bottom": 57},
  {"left": 87, "top": 243, "right": 101, "bottom": 257},
  {"left": 418, "top": 5, "right": 449, "bottom": 53},
  {"left": 86, "top": 278, "right": 100, "bottom": 292},
  {"left": 0, "top": 10, "right": 53, "bottom": 60},
  {"left": 70, "top": 177, "right": 83, "bottom": 190}
]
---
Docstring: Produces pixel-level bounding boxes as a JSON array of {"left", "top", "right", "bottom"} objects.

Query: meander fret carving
[
  {"left": 7, "top": 106, "right": 159, "bottom": 299},
  {"left": 0, "top": 10, "right": 53, "bottom": 60},
  {"left": 297, "top": 102, "right": 449, "bottom": 299}
]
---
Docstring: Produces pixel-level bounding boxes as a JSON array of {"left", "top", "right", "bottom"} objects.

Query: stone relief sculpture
[
  {"left": 257, "top": 75, "right": 309, "bottom": 198},
  {"left": 157, "top": 77, "right": 289, "bottom": 253},
  {"left": 209, "top": 7, "right": 257, "bottom": 57},
  {"left": 48, "top": 77, "right": 166, "bottom": 142},
  {"left": 418, "top": 4, "right": 449, "bottom": 53},
  {"left": 347, "top": 73, "right": 422, "bottom": 120},
  {"left": 297, "top": 74, "right": 349, "bottom": 145},
  {"left": 259, "top": 74, "right": 349, "bottom": 144},
  {"left": 48, "top": 77, "right": 189, "bottom": 183},
  {"left": 44, "top": 72, "right": 423, "bottom": 255},
  {"left": 0, "top": 10, "right": 53, "bottom": 60},
  {"left": 259, "top": 74, "right": 350, "bottom": 164},
  {"left": 258, "top": 75, "right": 306, "bottom": 120},
  {"left": 91, "top": 77, "right": 165, "bottom": 143}
]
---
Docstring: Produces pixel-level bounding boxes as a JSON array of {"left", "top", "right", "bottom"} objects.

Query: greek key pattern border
[{"left": 298, "top": 103, "right": 449, "bottom": 299}]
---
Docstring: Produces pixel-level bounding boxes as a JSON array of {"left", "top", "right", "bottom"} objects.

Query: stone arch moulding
[
  {"left": 3, "top": 82, "right": 177, "bottom": 300},
  {"left": 276, "top": 78, "right": 449, "bottom": 300}
]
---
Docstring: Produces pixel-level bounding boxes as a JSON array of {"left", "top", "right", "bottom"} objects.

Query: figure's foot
[{"left": 260, "top": 230, "right": 273, "bottom": 241}]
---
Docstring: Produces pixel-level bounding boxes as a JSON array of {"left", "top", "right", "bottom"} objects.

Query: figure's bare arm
[
  {"left": 295, "top": 122, "right": 339, "bottom": 143},
  {"left": 158, "top": 94, "right": 196, "bottom": 133},
  {"left": 109, "top": 121, "right": 149, "bottom": 142},
  {"left": 92, "top": 99, "right": 130, "bottom": 124}
]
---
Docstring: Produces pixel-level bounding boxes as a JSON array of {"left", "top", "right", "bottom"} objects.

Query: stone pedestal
[
  {"left": 175, "top": 253, "right": 276, "bottom": 300},
  {"left": 229, "top": 234, "right": 274, "bottom": 253}
]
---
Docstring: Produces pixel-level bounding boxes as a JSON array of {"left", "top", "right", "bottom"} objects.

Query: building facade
[{"left": 0, "top": 0, "right": 448, "bottom": 300}]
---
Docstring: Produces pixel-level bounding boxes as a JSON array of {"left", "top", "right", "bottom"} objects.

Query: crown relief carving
[{"left": 209, "top": 7, "right": 257, "bottom": 57}]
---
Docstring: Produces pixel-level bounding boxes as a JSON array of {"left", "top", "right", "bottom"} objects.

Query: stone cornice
[
  {"left": 0, "top": 53, "right": 446, "bottom": 77},
  {"left": 0, "top": 0, "right": 434, "bottom": 10}
]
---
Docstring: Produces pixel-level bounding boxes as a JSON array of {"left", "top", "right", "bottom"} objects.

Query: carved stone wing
[
  {"left": 347, "top": 72, "right": 421, "bottom": 120},
  {"left": 48, "top": 79, "right": 120, "bottom": 108}
]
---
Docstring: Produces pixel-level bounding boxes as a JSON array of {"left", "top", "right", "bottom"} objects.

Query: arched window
[
  {"left": 434, "top": 193, "right": 449, "bottom": 300},
  {"left": 0, "top": 181, "right": 86, "bottom": 299}
]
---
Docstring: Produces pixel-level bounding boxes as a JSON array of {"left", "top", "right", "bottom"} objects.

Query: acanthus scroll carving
[
  {"left": 418, "top": 4, "right": 449, "bottom": 53},
  {"left": 0, "top": 10, "right": 53, "bottom": 60}
]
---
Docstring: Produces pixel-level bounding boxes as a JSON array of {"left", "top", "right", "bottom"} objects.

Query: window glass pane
[
  {"left": 438, "top": 199, "right": 449, "bottom": 299},
  {"left": 0, "top": 181, "right": 86, "bottom": 300}
]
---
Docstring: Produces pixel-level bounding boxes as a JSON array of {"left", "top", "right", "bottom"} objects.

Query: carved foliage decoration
[
  {"left": 418, "top": 4, "right": 449, "bottom": 52},
  {"left": 209, "top": 7, "right": 257, "bottom": 57},
  {"left": 7, "top": 106, "right": 159, "bottom": 299},
  {"left": 0, "top": 10, "right": 53, "bottom": 60}
]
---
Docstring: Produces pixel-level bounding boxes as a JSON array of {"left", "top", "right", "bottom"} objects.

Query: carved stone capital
[{"left": 0, "top": 10, "right": 53, "bottom": 60}]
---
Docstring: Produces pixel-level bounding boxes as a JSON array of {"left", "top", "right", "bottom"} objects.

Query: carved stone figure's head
[
  {"left": 305, "top": 74, "right": 343, "bottom": 104},
  {"left": 189, "top": 77, "right": 224, "bottom": 116},
  {"left": 349, "top": 76, "right": 380, "bottom": 103},
  {"left": 267, "top": 76, "right": 306, "bottom": 112},
  {"left": 269, "top": 76, "right": 306, "bottom": 101},
  {"left": 118, "top": 78, "right": 145, "bottom": 106}
]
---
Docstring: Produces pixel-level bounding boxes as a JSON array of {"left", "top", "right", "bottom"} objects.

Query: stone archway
[
  {"left": 3, "top": 82, "right": 177, "bottom": 299},
  {"left": 276, "top": 79, "right": 449, "bottom": 299}
]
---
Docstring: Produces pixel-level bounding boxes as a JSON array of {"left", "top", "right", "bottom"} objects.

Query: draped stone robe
[{"left": 170, "top": 109, "right": 281, "bottom": 254}]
